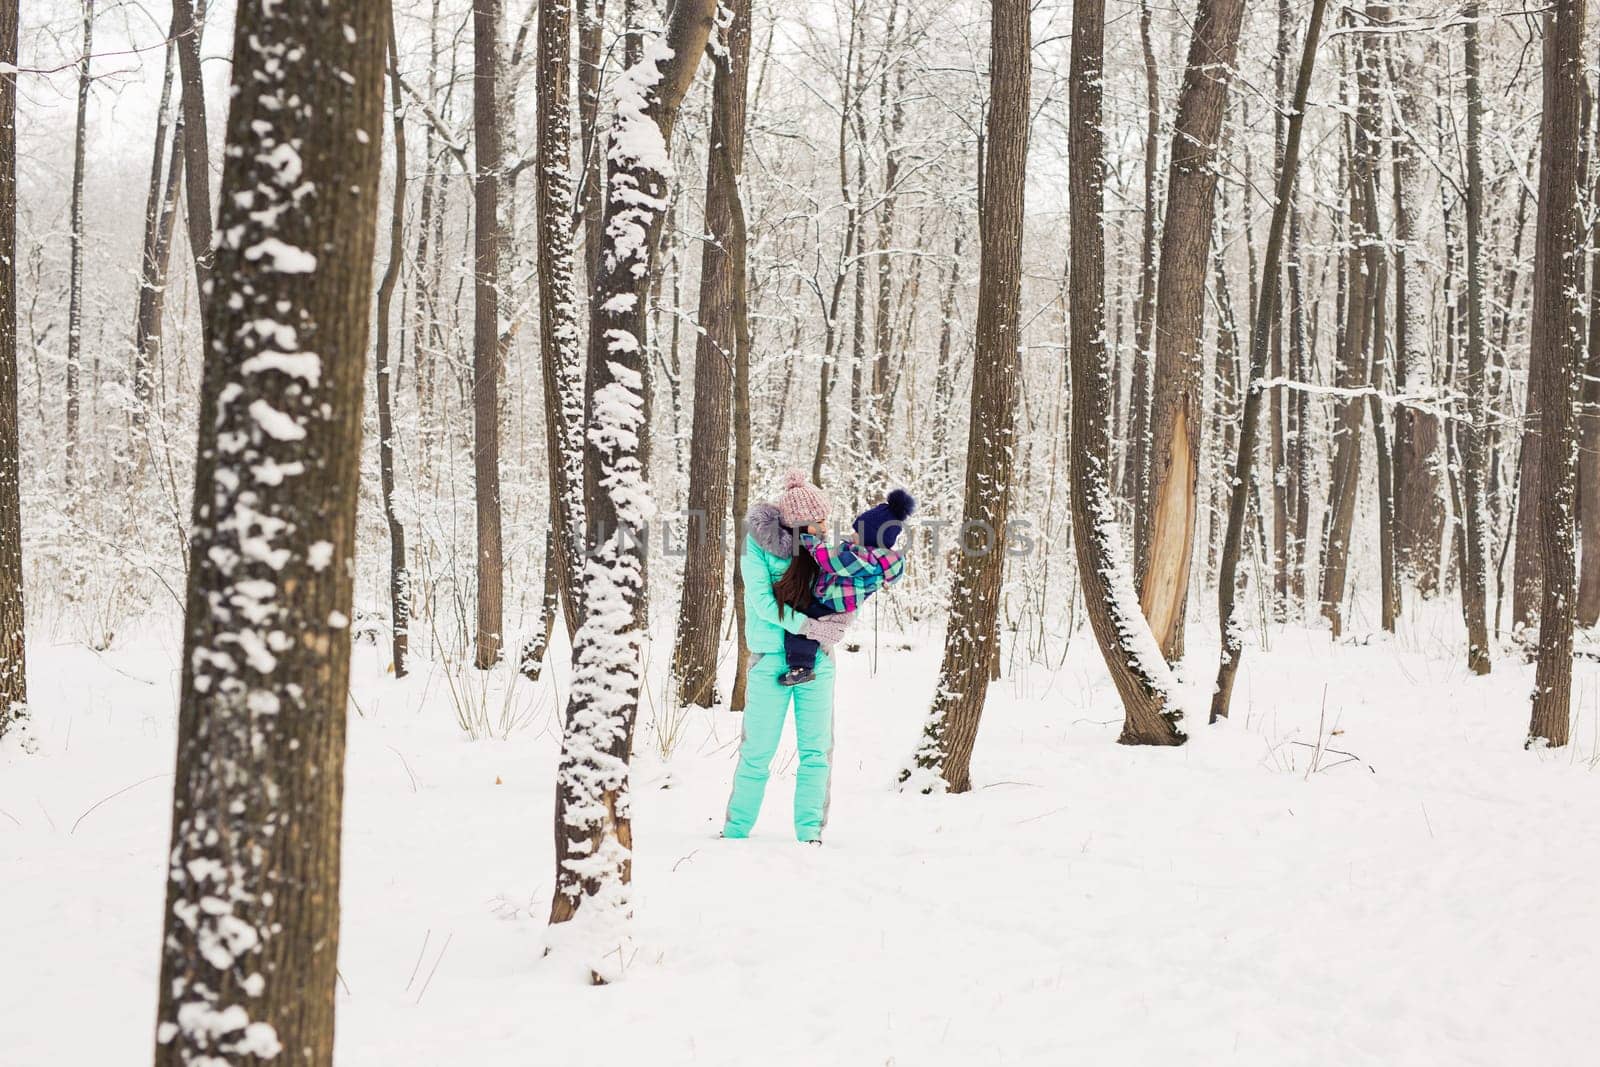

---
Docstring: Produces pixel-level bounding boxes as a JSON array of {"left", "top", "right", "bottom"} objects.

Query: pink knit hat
[{"left": 776, "top": 467, "right": 831, "bottom": 528}]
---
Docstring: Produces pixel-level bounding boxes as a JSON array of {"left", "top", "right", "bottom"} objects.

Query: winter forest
[{"left": 2, "top": 0, "right": 1598, "bottom": 1062}]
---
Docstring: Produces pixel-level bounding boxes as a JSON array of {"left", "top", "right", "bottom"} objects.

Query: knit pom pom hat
[
  {"left": 854, "top": 488, "right": 917, "bottom": 549},
  {"left": 776, "top": 467, "right": 831, "bottom": 528}
]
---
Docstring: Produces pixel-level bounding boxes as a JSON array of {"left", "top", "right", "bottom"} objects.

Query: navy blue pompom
[{"left": 886, "top": 488, "right": 917, "bottom": 521}]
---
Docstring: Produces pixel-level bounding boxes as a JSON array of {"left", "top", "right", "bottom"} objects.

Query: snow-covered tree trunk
[
  {"left": 1527, "top": 0, "right": 1586, "bottom": 748},
  {"left": 1067, "top": 0, "right": 1184, "bottom": 748},
  {"left": 377, "top": 16, "right": 410, "bottom": 679},
  {"left": 905, "top": 0, "right": 1027, "bottom": 793},
  {"left": 151, "top": 2, "right": 386, "bottom": 1061},
  {"left": 132, "top": 34, "right": 183, "bottom": 428},
  {"left": 64, "top": 0, "right": 93, "bottom": 477},
  {"left": 0, "top": 0, "right": 24, "bottom": 739},
  {"left": 1319, "top": 20, "right": 1382, "bottom": 639},
  {"left": 1139, "top": 0, "right": 1247, "bottom": 662},
  {"left": 534, "top": 0, "right": 589, "bottom": 644},
  {"left": 673, "top": 0, "right": 752, "bottom": 709},
  {"left": 1458, "top": 1, "right": 1493, "bottom": 675},
  {"left": 1125, "top": 0, "right": 1159, "bottom": 560},
  {"left": 1212, "top": 0, "right": 1328, "bottom": 721},
  {"left": 548, "top": 0, "right": 718, "bottom": 982},
  {"left": 1389, "top": 31, "right": 1444, "bottom": 600}
]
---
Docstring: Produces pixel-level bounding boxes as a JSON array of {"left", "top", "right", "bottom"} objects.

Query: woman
[{"left": 722, "top": 469, "right": 852, "bottom": 844}]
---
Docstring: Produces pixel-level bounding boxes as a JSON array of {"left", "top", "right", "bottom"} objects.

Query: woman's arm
[{"left": 743, "top": 537, "right": 811, "bottom": 636}]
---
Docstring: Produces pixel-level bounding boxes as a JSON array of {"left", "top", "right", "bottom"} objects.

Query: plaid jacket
[{"left": 801, "top": 533, "right": 905, "bottom": 613}]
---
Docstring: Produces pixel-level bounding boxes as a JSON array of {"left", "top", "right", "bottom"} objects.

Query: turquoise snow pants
[{"left": 723, "top": 652, "right": 836, "bottom": 841}]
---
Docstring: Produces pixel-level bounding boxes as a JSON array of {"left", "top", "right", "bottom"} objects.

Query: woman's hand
[{"left": 802, "top": 612, "right": 852, "bottom": 650}]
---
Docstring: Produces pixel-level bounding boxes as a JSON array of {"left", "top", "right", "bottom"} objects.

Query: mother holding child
[{"left": 721, "top": 469, "right": 916, "bottom": 845}]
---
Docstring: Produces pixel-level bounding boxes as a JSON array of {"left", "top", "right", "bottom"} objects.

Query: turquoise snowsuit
[{"left": 723, "top": 507, "right": 837, "bottom": 842}]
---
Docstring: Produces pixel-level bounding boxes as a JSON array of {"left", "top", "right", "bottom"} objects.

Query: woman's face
[{"left": 804, "top": 518, "right": 829, "bottom": 536}]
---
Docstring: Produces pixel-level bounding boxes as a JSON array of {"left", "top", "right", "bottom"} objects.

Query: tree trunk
[
  {"left": 1318, "top": 23, "right": 1381, "bottom": 638},
  {"left": 1126, "top": 0, "right": 1159, "bottom": 555},
  {"left": 905, "top": 0, "right": 1027, "bottom": 792},
  {"left": 1212, "top": 0, "right": 1327, "bottom": 722},
  {"left": 65, "top": 0, "right": 93, "bottom": 476},
  {"left": 673, "top": 0, "right": 753, "bottom": 709},
  {"left": 1458, "top": 1, "right": 1493, "bottom": 673},
  {"left": 133, "top": 35, "right": 184, "bottom": 426},
  {"left": 1066, "top": 0, "right": 1184, "bottom": 747},
  {"left": 534, "top": 0, "right": 589, "bottom": 648},
  {"left": 472, "top": 0, "right": 506, "bottom": 669},
  {"left": 1527, "top": 0, "right": 1586, "bottom": 747},
  {"left": 377, "top": 16, "right": 410, "bottom": 678},
  {"left": 172, "top": 0, "right": 214, "bottom": 310},
  {"left": 1139, "top": 0, "right": 1248, "bottom": 661},
  {"left": 151, "top": 4, "right": 385, "bottom": 1062},
  {"left": 1577, "top": 30, "right": 1600, "bottom": 628},
  {"left": 0, "top": 0, "right": 24, "bottom": 737},
  {"left": 1389, "top": 42, "right": 1444, "bottom": 598},
  {"left": 548, "top": 0, "right": 718, "bottom": 979}
]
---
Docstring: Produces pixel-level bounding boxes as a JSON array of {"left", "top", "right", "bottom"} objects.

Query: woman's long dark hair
[{"left": 772, "top": 531, "right": 819, "bottom": 616}]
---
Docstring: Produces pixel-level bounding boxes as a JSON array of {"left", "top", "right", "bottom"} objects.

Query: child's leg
[
  {"left": 783, "top": 629, "right": 820, "bottom": 671},
  {"left": 782, "top": 601, "right": 834, "bottom": 671}
]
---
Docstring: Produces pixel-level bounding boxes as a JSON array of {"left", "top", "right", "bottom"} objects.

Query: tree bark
[
  {"left": 1138, "top": 0, "right": 1248, "bottom": 661},
  {"left": 172, "top": 1, "right": 214, "bottom": 311},
  {"left": 0, "top": 0, "right": 24, "bottom": 736},
  {"left": 472, "top": 0, "right": 506, "bottom": 669},
  {"left": 1212, "top": 0, "right": 1328, "bottom": 722},
  {"left": 1067, "top": 0, "right": 1184, "bottom": 747},
  {"left": 548, "top": 0, "right": 718, "bottom": 977},
  {"left": 133, "top": 35, "right": 184, "bottom": 426},
  {"left": 152, "top": 3, "right": 385, "bottom": 1061},
  {"left": 1577, "top": 30, "right": 1600, "bottom": 628},
  {"left": 65, "top": 0, "right": 93, "bottom": 476},
  {"left": 1318, "top": 20, "right": 1382, "bottom": 638},
  {"left": 1527, "top": 0, "right": 1586, "bottom": 747},
  {"left": 673, "top": 0, "right": 753, "bottom": 709},
  {"left": 534, "top": 0, "right": 589, "bottom": 648},
  {"left": 1458, "top": 1, "right": 1493, "bottom": 673},
  {"left": 377, "top": 15, "right": 410, "bottom": 678},
  {"left": 906, "top": 0, "right": 1027, "bottom": 792},
  {"left": 1126, "top": 0, "right": 1159, "bottom": 554}
]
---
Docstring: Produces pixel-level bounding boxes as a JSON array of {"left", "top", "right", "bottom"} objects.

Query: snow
[{"left": 3, "top": 602, "right": 1598, "bottom": 1063}]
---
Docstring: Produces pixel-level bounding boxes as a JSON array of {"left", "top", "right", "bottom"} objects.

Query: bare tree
[
  {"left": 673, "top": 0, "right": 753, "bottom": 708},
  {"left": 65, "top": 0, "right": 93, "bottom": 473},
  {"left": 1212, "top": 0, "right": 1329, "bottom": 721},
  {"left": 906, "top": 0, "right": 1027, "bottom": 792},
  {"left": 1125, "top": 0, "right": 1160, "bottom": 557},
  {"left": 1139, "top": 0, "right": 1248, "bottom": 661},
  {"left": 132, "top": 35, "right": 184, "bottom": 425},
  {"left": 533, "top": 0, "right": 588, "bottom": 650},
  {"left": 0, "top": 0, "right": 23, "bottom": 739},
  {"left": 376, "top": 14, "right": 410, "bottom": 678},
  {"left": 548, "top": 0, "right": 718, "bottom": 980},
  {"left": 1067, "top": 0, "right": 1184, "bottom": 748},
  {"left": 472, "top": 0, "right": 506, "bottom": 669},
  {"left": 152, "top": 2, "right": 386, "bottom": 1061},
  {"left": 171, "top": 0, "right": 214, "bottom": 309},
  {"left": 1457, "top": 0, "right": 1493, "bottom": 674},
  {"left": 1527, "top": 0, "right": 1586, "bottom": 747}
]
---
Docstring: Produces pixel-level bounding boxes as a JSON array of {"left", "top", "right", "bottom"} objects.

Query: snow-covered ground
[{"left": 4, "top": 601, "right": 1599, "bottom": 1065}]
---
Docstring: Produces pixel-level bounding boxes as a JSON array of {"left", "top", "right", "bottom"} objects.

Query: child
[{"left": 779, "top": 489, "right": 916, "bottom": 686}]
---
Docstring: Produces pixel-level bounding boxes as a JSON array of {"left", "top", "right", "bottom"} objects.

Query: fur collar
[{"left": 746, "top": 502, "right": 794, "bottom": 558}]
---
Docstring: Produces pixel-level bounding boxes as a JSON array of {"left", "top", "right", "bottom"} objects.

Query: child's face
[{"left": 805, "top": 518, "right": 829, "bottom": 535}]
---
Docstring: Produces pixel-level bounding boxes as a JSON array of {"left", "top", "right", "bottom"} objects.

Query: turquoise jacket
[{"left": 741, "top": 503, "right": 813, "bottom": 655}]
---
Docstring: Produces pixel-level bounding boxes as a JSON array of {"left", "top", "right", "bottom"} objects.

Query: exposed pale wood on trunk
[{"left": 1139, "top": 0, "right": 1248, "bottom": 661}]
